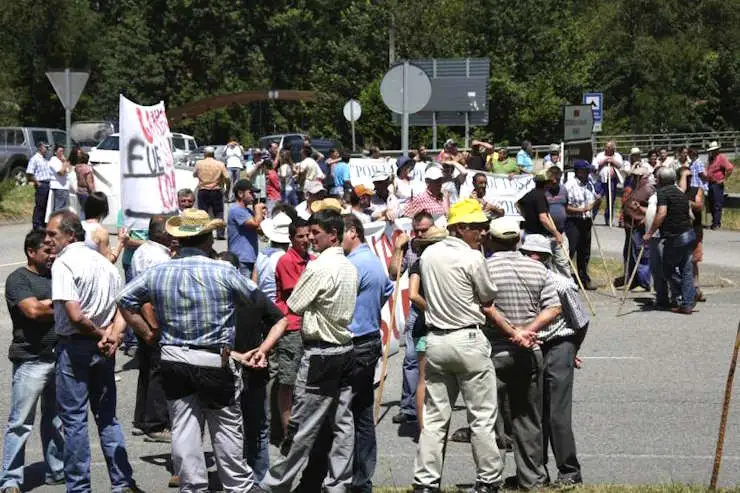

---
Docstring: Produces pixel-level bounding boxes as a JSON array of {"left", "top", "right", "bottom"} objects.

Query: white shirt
[
  {"left": 130, "top": 240, "right": 171, "bottom": 278},
  {"left": 48, "top": 156, "right": 68, "bottom": 189},
  {"left": 594, "top": 151, "right": 624, "bottom": 183},
  {"left": 52, "top": 242, "right": 123, "bottom": 336},
  {"left": 224, "top": 145, "right": 244, "bottom": 169},
  {"left": 299, "top": 157, "right": 324, "bottom": 187},
  {"left": 296, "top": 201, "right": 310, "bottom": 220}
]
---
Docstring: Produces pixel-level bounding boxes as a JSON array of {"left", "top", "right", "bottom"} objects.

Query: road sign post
[
  {"left": 583, "top": 92, "right": 604, "bottom": 133},
  {"left": 46, "top": 69, "right": 90, "bottom": 150},
  {"left": 343, "top": 99, "right": 362, "bottom": 152},
  {"left": 380, "top": 62, "right": 431, "bottom": 157}
]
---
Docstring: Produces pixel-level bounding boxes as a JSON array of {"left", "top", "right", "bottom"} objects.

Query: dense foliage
[{"left": 0, "top": 0, "right": 737, "bottom": 149}]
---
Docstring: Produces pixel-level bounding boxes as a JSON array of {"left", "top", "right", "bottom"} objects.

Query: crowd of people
[{"left": 2, "top": 136, "right": 733, "bottom": 492}]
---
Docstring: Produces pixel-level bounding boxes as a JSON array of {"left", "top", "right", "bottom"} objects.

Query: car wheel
[{"left": 10, "top": 165, "right": 28, "bottom": 186}]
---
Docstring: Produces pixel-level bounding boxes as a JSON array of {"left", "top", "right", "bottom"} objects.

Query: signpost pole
[
  {"left": 465, "top": 112, "right": 470, "bottom": 148},
  {"left": 65, "top": 69, "right": 72, "bottom": 151},
  {"left": 432, "top": 112, "right": 437, "bottom": 151},
  {"left": 401, "top": 61, "right": 409, "bottom": 157},
  {"left": 351, "top": 104, "right": 356, "bottom": 152}
]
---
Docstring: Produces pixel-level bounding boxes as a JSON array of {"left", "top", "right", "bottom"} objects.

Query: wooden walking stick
[
  {"left": 374, "top": 253, "right": 404, "bottom": 424},
  {"left": 563, "top": 243, "right": 596, "bottom": 317},
  {"left": 616, "top": 244, "right": 645, "bottom": 316},
  {"left": 607, "top": 169, "right": 613, "bottom": 228},
  {"left": 710, "top": 321, "right": 740, "bottom": 489},
  {"left": 591, "top": 224, "right": 617, "bottom": 297}
]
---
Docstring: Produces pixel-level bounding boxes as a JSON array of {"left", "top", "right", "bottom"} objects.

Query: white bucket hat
[
  {"left": 520, "top": 234, "right": 552, "bottom": 255},
  {"left": 707, "top": 141, "right": 721, "bottom": 151},
  {"left": 261, "top": 212, "right": 292, "bottom": 244}
]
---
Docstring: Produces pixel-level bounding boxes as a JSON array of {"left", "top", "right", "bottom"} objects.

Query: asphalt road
[{"left": 0, "top": 222, "right": 737, "bottom": 491}]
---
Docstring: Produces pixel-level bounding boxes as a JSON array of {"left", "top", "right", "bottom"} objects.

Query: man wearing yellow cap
[{"left": 412, "top": 199, "right": 533, "bottom": 493}]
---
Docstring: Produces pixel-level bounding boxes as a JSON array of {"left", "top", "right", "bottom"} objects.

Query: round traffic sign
[
  {"left": 343, "top": 99, "right": 362, "bottom": 122},
  {"left": 379, "top": 62, "right": 431, "bottom": 114}
]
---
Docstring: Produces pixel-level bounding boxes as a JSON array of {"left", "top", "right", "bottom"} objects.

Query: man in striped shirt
[
  {"left": 25, "top": 142, "right": 53, "bottom": 230},
  {"left": 520, "top": 234, "right": 587, "bottom": 487},
  {"left": 486, "top": 218, "right": 562, "bottom": 491}
]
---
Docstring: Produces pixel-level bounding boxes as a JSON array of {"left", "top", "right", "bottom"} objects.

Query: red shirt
[
  {"left": 274, "top": 247, "right": 314, "bottom": 331},
  {"left": 266, "top": 169, "right": 281, "bottom": 200},
  {"left": 706, "top": 153, "right": 733, "bottom": 184}
]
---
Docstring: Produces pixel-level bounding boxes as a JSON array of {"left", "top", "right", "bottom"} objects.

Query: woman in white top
[
  {"left": 81, "top": 192, "right": 124, "bottom": 263},
  {"left": 393, "top": 157, "right": 415, "bottom": 208}
]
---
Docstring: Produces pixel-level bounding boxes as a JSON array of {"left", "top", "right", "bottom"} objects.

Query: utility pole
[{"left": 388, "top": 12, "right": 396, "bottom": 66}]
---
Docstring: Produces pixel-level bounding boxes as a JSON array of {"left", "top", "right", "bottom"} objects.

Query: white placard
[{"left": 119, "top": 95, "right": 178, "bottom": 230}]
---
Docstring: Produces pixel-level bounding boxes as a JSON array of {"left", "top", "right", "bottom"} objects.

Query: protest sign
[
  {"left": 349, "top": 158, "right": 395, "bottom": 185},
  {"left": 459, "top": 172, "right": 534, "bottom": 218},
  {"left": 119, "top": 95, "right": 178, "bottom": 230}
]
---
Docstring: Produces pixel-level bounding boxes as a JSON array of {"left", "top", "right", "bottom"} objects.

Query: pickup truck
[{"left": 0, "top": 127, "right": 68, "bottom": 184}]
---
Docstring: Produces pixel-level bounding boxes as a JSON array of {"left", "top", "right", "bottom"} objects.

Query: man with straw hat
[
  {"left": 705, "top": 140, "right": 734, "bottom": 230},
  {"left": 413, "top": 199, "right": 527, "bottom": 493},
  {"left": 118, "top": 208, "right": 283, "bottom": 493},
  {"left": 486, "top": 219, "right": 562, "bottom": 490}
]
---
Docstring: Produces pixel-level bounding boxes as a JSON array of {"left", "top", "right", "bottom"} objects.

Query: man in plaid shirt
[
  {"left": 402, "top": 166, "right": 448, "bottom": 220},
  {"left": 25, "top": 142, "right": 54, "bottom": 230},
  {"left": 262, "top": 210, "right": 359, "bottom": 493}
]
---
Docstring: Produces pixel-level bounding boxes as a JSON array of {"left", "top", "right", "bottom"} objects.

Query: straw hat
[
  {"left": 310, "top": 198, "right": 343, "bottom": 214},
  {"left": 447, "top": 198, "right": 489, "bottom": 226},
  {"left": 413, "top": 226, "right": 448, "bottom": 247},
  {"left": 261, "top": 212, "right": 292, "bottom": 244},
  {"left": 707, "top": 141, "right": 721, "bottom": 151},
  {"left": 165, "top": 208, "right": 225, "bottom": 238}
]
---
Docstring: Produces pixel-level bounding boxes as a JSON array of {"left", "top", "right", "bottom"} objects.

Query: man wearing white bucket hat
[{"left": 705, "top": 141, "right": 734, "bottom": 229}]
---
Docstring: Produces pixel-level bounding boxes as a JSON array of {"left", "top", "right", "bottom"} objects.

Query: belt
[
  {"left": 171, "top": 344, "right": 223, "bottom": 354},
  {"left": 428, "top": 324, "right": 481, "bottom": 335},
  {"left": 58, "top": 333, "right": 96, "bottom": 342},
  {"left": 303, "top": 340, "right": 352, "bottom": 349},
  {"left": 352, "top": 332, "right": 380, "bottom": 344}
]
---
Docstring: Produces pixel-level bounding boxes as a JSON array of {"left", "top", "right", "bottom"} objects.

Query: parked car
[
  {"left": 70, "top": 121, "right": 116, "bottom": 152},
  {"left": 170, "top": 133, "right": 199, "bottom": 166},
  {"left": 185, "top": 145, "right": 226, "bottom": 167},
  {"left": 89, "top": 132, "right": 198, "bottom": 168},
  {"left": 258, "top": 133, "right": 307, "bottom": 155},
  {"left": 0, "top": 127, "right": 68, "bottom": 185}
]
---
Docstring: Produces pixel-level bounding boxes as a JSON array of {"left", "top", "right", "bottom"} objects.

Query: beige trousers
[{"left": 413, "top": 328, "right": 504, "bottom": 489}]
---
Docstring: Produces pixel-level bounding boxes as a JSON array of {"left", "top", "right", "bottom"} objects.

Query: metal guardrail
[
  {"left": 373, "top": 131, "right": 740, "bottom": 159},
  {"left": 595, "top": 131, "right": 740, "bottom": 154}
]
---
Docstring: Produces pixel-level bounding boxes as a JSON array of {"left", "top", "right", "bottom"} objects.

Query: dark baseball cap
[{"left": 234, "top": 179, "right": 260, "bottom": 194}]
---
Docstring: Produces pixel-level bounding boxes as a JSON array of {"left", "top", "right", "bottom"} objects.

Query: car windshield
[
  {"left": 172, "top": 136, "right": 186, "bottom": 151},
  {"left": 96, "top": 135, "right": 119, "bottom": 151}
]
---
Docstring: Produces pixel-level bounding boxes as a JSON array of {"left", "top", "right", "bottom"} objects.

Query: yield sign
[{"left": 46, "top": 70, "right": 89, "bottom": 111}]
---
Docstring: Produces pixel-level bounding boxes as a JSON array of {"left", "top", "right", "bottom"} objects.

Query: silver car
[{"left": 0, "top": 127, "right": 68, "bottom": 185}]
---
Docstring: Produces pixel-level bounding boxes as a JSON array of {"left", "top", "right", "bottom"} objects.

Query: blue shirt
[
  {"left": 254, "top": 247, "right": 285, "bottom": 301},
  {"left": 117, "top": 248, "right": 257, "bottom": 347},
  {"left": 347, "top": 244, "right": 394, "bottom": 337},
  {"left": 333, "top": 161, "right": 351, "bottom": 188},
  {"left": 228, "top": 204, "right": 259, "bottom": 265},
  {"left": 517, "top": 149, "right": 533, "bottom": 173}
]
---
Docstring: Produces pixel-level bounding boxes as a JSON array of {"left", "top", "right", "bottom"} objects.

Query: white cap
[
  {"left": 549, "top": 143, "right": 560, "bottom": 153},
  {"left": 304, "top": 182, "right": 326, "bottom": 195},
  {"left": 630, "top": 147, "right": 641, "bottom": 155},
  {"left": 204, "top": 146, "right": 216, "bottom": 154},
  {"left": 371, "top": 171, "right": 391, "bottom": 182},
  {"left": 425, "top": 166, "right": 444, "bottom": 181}
]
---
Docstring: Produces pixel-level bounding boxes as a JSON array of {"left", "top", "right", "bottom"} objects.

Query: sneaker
[
  {"left": 168, "top": 475, "right": 180, "bottom": 488},
  {"left": 392, "top": 412, "right": 417, "bottom": 424},
  {"left": 450, "top": 426, "right": 471, "bottom": 443},
  {"left": 131, "top": 427, "right": 145, "bottom": 436},
  {"left": 551, "top": 476, "right": 582, "bottom": 488},
  {"left": 145, "top": 429, "right": 172, "bottom": 443},
  {"left": 473, "top": 482, "right": 500, "bottom": 493}
]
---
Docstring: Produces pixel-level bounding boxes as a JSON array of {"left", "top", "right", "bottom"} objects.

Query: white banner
[
  {"left": 348, "top": 158, "right": 395, "bottom": 185},
  {"left": 119, "top": 95, "right": 178, "bottom": 230},
  {"left": 459, "top": 172, "right": 534, "bottom": 218},
  {"left": 363, "top": 218, "right": 413, "bottom": 382}
]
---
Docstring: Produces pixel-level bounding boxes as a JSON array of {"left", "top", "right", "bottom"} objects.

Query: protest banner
[
  {"left": 459, "top": 172, "right": 534, "bottom": 219},
  {"left": 119, "top": 94, "right": 178, "bottom": 230},
  {"left": 349, "top": 157, "right": 395, "bottom": 185}
]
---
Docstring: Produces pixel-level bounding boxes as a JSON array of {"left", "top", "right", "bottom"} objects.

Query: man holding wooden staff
[{"left": 565, "top": 160, "right": 602, "bottom": 291}]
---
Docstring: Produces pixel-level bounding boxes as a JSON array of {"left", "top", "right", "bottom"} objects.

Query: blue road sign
[{"left": 582, "top": 92, "right": 603, "bottom": 132}]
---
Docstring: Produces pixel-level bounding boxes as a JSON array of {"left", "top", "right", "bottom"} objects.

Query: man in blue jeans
[
  {"left": 46, "top": 210, "right": 137, "bottom": 492},
  {"left": 0, "top": 229, "right": 64, "bottom": 492},
  {"left": 644, "top": 167, "right": 696, "bottom": 314}
]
